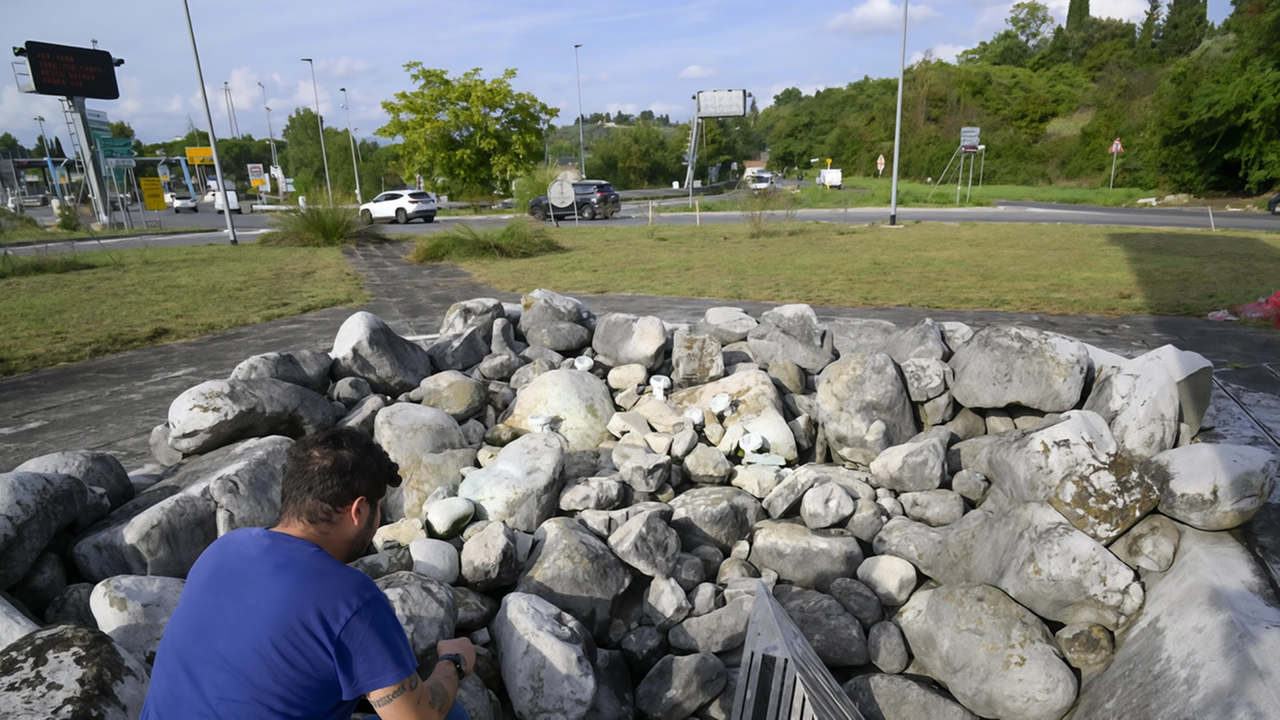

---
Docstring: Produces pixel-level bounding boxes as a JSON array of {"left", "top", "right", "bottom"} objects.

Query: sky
[{"left": 0, "top": 0, "right": 1235, "bottom": 149}]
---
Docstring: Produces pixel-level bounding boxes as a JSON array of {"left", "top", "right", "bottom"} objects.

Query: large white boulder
[
  {"left": 373, "top": 571, "right": 457, "bottom": 661},
  {"left": 374, "top": 403, "right": 474, "bottom": 521},
  {"left": 15, "top": 450, "right": 134, "bottom": 510},
  {"left": 898, "top": 584, "right": 1077, "bottom": 720},
  {"left": 0, "top": 471, "right": 95, "bottom": 588},
  {"left": 166, "top": 378, "right": 339, "bottom": 455},
  {"left": 948, "top": 325, "right": 1088, "bottom": 412},
  {"left": 497, "top": 369, "right": 615, "bottom": 453},
  {"left": 817, "top": 353, "right": 918, "bottom": 465},
  {"left": 875, "top": 502, "right": 1143, "bottom": 630},
  {"left": 490, "top": 592, "right": 597, "bottom": 720},
  {"left": 0, "top": 625, "right": 150, "bottom": 718},
  {"left": 458, "top": 433, "right": 565, "bottom": 532},
  {"left": 1083, "top": 351, "right": 1180, "bottom": 460},
  {"left": 330, "top": 311, "right": 432, "bottom": 395},
  {"left": 516, "top": 518, "right": 632, "bottom": 640},
  {"left": 89, "top": 575, "right": 185, "bottom": 665},
  {"left": 592, "top": 313, "right": 668, "bottom": 370},
  {"left": 1153, "top": 443, "right": 1278, "bottom": 531},
  {"left": 748, "top": 520, "right": 863, "bottom": 592},
  {"left": 230, "top": 349, "right": 332, "bottom": 394}
]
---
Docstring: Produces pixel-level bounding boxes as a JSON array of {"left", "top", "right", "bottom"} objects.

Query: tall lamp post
[
  {"left": 257, "top": 81, "right": 278, "bottom": 169},
  {"left": 574, "top": 43, "right": 586, "bottom": 176},
  {"left": 888, "top": 0, "right": 908, "bottom": 226},
  {"left": 181, "top": 0, "right": 237, "bottom": 244},
  {"left": 339, "top": 87, "right": 362, "bottom": 203},
  {"left": 301, "top": 58, "right": 333, "bottom": 204},
  {"left": 33, "top": 115, "right": 49, "bottom": 155}
]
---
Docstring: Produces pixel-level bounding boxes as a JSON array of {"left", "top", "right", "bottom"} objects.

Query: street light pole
[
  {"left": 33, "top": 115, "right": 48, "bottom": 156},
  {"left": 574, "top": 43, "right": 586, "bottom": 177},
  {"left": 301, "top": 58, "right": 333, "bottom": 204},
  {"left": 340, "top": 87, "right": 362, "bottom": 203},
  {"left": 181, "top": 0, "right": 237, "bottom": 244},
  {"left": 888, "top": 0, "right": 908, "bottom": 226},
  {"left": 257, "top": 81, "right": 278, "bottom": 168}
]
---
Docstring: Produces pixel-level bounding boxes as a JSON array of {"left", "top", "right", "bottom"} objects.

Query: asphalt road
[{"left": 7, "top": 197, "right": 1278, "bottom": 255}]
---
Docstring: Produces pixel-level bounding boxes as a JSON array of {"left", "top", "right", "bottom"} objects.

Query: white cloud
[
  {"left": 910, "top": 43, "right": 967, "bottom": 64},
  {"left": 679, "top": 64, "right": 717, "bottom": 79},
  {"left": 315, "top": 57, "right": 374, "bottom": 80},
  {"left": 1042, "top": 0, "right": 1147, "bottom": 23},
  {"left": 826, "top": 0, "right": 940, "bottom": 36}
]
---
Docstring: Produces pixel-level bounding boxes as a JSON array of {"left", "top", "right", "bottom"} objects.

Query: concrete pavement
[{"left": 3, "top": 239, "right": 1277, "bottom": 473}]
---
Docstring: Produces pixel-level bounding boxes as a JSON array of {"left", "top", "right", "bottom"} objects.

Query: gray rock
[
  {"left": 761, "top": 468, "right": 819, "bottom": 518},
  {"left": 672, "top": 329, "right": 725, "bottom": 388},
  {"left": 800, "top": 482, "right": 856, "bottom": 529},
  {"left": 856, "top": 555, "right": 918, "bottom": 607},
  {"left": 410, "top": 370, "right": 489, "bottom": 422},
  {"left": 760, "top": 303, "right": 826, "bottom": 348},
  {"left": 593, "top": 313, "right": 668, "bottom": 370},
  {"left": 730, "top": 465, "right": 782, "bottom": 499},
  {"left": 519, "top": 288, "right": 594, "bottom": 333},
  {"left": 900, "top": 357, "right": 951, "bottom": 402},
  {"left": 622, "top": 625, "right": 669, "bottom": 677},
  {"left": 517, "top": 518, "right": 632, "bottom": 640},
  {"left": 491, "top": 592, "right": 597, "bottom": 720},
  {"left": 1084, "top": 352, "right": 1180, "bottom": 460},
  {"left": 524, "top": 321, "right": 592, "bottom": 353},
  {"left": 817, "top": 352, "right": 917, "bottom": 465},
  {"left": 614, "top": 446, "right": 671, "bottom": 494},
  {"left": 330, "top": 311, "right": 432, "bottom": 395},
  {"left": 425, "top": 496, "right": 475, "bottom": 538},
  {"left": 948, "top": 325, "right": 1088, "bottom": 412},
  {"left": 89, "top": 574, "right": 184, "bottom": 664},
  {"left": 426, "top": 326, "right": 489, "bottom": 372},
  {"left": 0, "top": 471, "right": 94, "bottom": 588},
  {"left": 695, "top": 307, "right": 758, "bottom": 345},
  {"left": 636, "top": 652, "right": 727, "bottom": 720},
  {"left": 684, "top": 444, "right": 734, "bottom": 485},
  {"left": 440, "top": 297, "right": 506, "bottom": 341},
  {"left": 231, "top": 349, "right": 332, "bottom": 393},
  {"left": 668, "top": 595, "right": 752, "bottom": 653},
  {"left": 560, "top": 477, "right": 627, "bottom": 512},
  {"left": 766, "top": 360, "right": 807, "bottom": 396},
  {"left": 747, "top": 316, "right": 835, "bottom": 374},
  {"left": 875, "top": 502, "right": 1144, "bottom": 630},
  {"left": 610, "top": 512, "right": 681, "bottom": 578},
  {"left": 689, "top": 582, "right": 724, "bottom": 617},
  {"left": 9, "top": 552, "right": 66, "bottom": 618},
  {"left": 15, "top": 450, "right": 133, "bottom": 510},
  {"left": 497, "top": 369, "right": 615, "bottom": 452},
  {"left": 1145, "top": 344, "right": 1214, "bottom": 436},
  {"left": 748, "top": 520, "right": 863, "bottom": 592},
  {"left": 44, "top": 582, "right": 96, "bottom": 628},
  {"left": 950, "top": 469, "right": 988, "bottom": 503},
  {"left": 1072, "top": 527, "right": 1280, "bottom": 719},
  {"left": 984, "top": 409, "right": 1016, "bottom": 434},
  {"left": 149, "top": 423, "right": 185, "bottom": 466},
  {"left": 1054, "top": 623, "right": 1113, "bottom": 669},
  {"left": 867, "top": 621, "right": 909, "bottom": 674},
  {"left": 372, "top": 518, "right": 427, "bottom": 552},
  {"left": 829, "top": 576, "right": 884, "bottom": 628},
  {"left": 881, "top": 319, "right": 950, "bottom": 365},
  {"left": 828, "top": 318, "right": 899, "bottom": 357},
  {"left": 943, "top": 408, "right": 986, "bottom": 441},
  {"left": 898, "top": 584, "right": 1077, "bottom": 720},
  {"left": 206, "top": 435, "right": 293, "bottom": 536},
  {"left": 1110, "top": 513, "right": 1179, "bottom": 572},
  {"left": 643, "top": 576, "right": 692, "bottom": 630},
  {"left": 0, "top": 594, "right": 38, "bottom": 652},
  {"left": 458, "top": 432, "right": 564, "bottom": 532},
  {"left": 843, "top": 674, "right": 977, "bottom": 720},
  {"left": 669, "top": 487, "right": 766, "bottom": 553},
  {"left": 460, "top": 521, "right": 522, "bottom": 590},
  {"left": 1153, "top": 443, "right": 1278, "bottom": 531},
  {"left": 899, "top": 489, "right": 965, "bottom": 527},
  {"left": 0, "top": 625, "right": 150, "bottom": 718},
  {"left": 408, "top": 538, "right": 461, "bottom": 584},
  {"left": 773, "top": 585, "right": 868, "bottom": 666},
  {"left": 349, "top": 545, "right": 413, "bottom": 580},
  {"left": 454, "top": 586, "right": 499, "bottom": 632},
  {"left": 374, "top": 571, "right": 457, "bottom": 660},
  {"left": 870, "top": 434, "right": 948, "bottom": 492},
  {"left": 589, "top": 647, "right": 637, "bottom": 719},
  {"left": 331, "top": 376, "right": 373, "bottom": 407},
  {"left": 166, "top": 377, "right": 339, "bottom": 455},
  {"left": 336, "top": 393, "right": 388, "bottom": 435}
]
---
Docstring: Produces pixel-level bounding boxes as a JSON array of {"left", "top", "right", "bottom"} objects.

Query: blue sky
[{"left": 1, "top": 1, "right": 1234, "bottom": 148}]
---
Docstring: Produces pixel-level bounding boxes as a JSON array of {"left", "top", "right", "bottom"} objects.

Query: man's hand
[{"left": 436, "top": 637, "right": 475, "bottom": 676}]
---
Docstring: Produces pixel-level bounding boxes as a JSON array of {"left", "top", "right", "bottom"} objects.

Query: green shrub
[
  {"left": 408, "top": 218, "right": 564, "bottom": 263},
  {"left": 55, "top": 204, "right": 83, "bottom": 232},
  {"left": 258, "top": 205, "right": 384, "bottom": 247},
  {"left": 0, "top": 251, "right": 95, "bottom": 279},
  {"left": 0, "top": 208, "right": 41, "bottom": 237},
  {"left": 513, "top": 164, "right": 568, "bottom": 213}
]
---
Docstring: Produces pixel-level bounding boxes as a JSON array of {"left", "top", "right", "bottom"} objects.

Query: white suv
[{"left": 360, "top": 190, "right": 437, "bottom": 224}]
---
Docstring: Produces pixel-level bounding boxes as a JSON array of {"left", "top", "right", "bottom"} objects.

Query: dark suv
[
  {"left": 529, "top": 180, "right": 621, "bottom": 221},
  {"left": 1269, "top": 192, "right": 1279, "bottom": 215}
]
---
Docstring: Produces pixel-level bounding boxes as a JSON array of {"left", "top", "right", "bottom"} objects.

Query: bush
[
  {"left": 258, "top": 205, "right": 384, "bottom": 247},
  {"left": 0, "top": 251, "right": 95, "bottom": 279},
  {"left": 0, "top": 208, "right": 41, "bottom": 237},
  {"left": 512, "top": 164, "right": 568, "bottom": 214},
  {"left": 55, "top": 204, "right": 83, "bottom": 232},
  {"left": 408, "top": 218, "right": 564, "bottom": 263}
]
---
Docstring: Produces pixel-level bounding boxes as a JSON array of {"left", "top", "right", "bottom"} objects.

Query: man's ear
[{"left": 343, "top": 496, "right": 369, "bottom": 527}]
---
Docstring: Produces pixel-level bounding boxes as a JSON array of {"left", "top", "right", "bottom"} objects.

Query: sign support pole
[
  {"left": 888, "top": 0, "right": 908, "bottom": 226},
  {"left": 181, "top": 0, "right": 237, "bottom": 244},
  {"left": 1110, "top": 150, "right": 1118, "bottom": 190},
  {"left": 68, "top": 97, "right": 110, "bottom": 224},
  {"left": 966, "top": 149, "right": 975, "bottom": 203},
  {"left": 956, "top": 151, "right": 964, "bottom": 206}
]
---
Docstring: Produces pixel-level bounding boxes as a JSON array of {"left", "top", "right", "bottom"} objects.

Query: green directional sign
[{"left": 95, "top": 136, "right": 135, "bottom": 159}]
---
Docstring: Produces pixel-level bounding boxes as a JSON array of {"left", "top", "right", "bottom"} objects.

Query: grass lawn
[
  {"left": 0, "top": 225, "right": 191, "bottom": 245},
  {"left": 441, "top": 221, "right": 1280, "bottom": 318},
  {"left": 674, "top": 179, "right": 1162, "bottom": 213},
  {"left": 0, "top": 244, "right": 367, "bottom": 377}
]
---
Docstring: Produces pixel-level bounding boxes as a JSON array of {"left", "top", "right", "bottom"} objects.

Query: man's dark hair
[{"left": 279, "top": 427, "right": 401, "bottom": 525}]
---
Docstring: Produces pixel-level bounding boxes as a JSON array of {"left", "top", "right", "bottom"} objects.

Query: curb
[{"left": 2, "top": 228, "right": 222, "bottom": 249}]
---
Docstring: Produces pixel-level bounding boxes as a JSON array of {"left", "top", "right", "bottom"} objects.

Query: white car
[
  {"left": 165, "top": 192, "right": 198, "bottom": 213},
  {"left": 745, "top": 171, "right": 776, "bottom": 191},
  {"left": 360, "top": 190, "right": 437, "bottom": 224}
]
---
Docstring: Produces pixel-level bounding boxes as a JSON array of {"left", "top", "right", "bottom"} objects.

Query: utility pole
[
  {"left": 340, "top": 87, "right": 362, "bottom": 203},
  {"left": 182, "top": 0, "right": 237, "bottom": 243},
  {"left": 302, "top": 58, "right": 333, "bottom": 204},
  {"left": 257, "top": 81, "right": 278, "bottom": 168},
  {"left": 574, "top": 44, "right": 586, "bottom": 177},
  {"left": 33, "top": 115, "right": 49, "bottom": 156},
  {"left": 888, "top": 0, "right": 908, "bottom": 226}
]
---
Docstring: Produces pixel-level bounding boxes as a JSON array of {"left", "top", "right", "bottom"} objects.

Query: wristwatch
[{"left": 439, "top": 653, "right": 466, "bottom": 682}]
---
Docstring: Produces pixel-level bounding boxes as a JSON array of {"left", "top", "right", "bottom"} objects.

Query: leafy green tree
[
  {"left": 378, "top": 65, "right": 557, "bottom": 199},
  {"left": 0, "top": 133, "right": 23, "bottom": 152},
  {"left": 1162, "top": 0, "right": 1209, "bottom": 57},
  {"left": 587, "top": 122, "right": 684, "bottom": 189},
  {"left": 1067, "top": 0, "right": 1090, "bottom": 30},
  {"left": 1137, "top": 0, "right": 1164, "bottom": 57},
  {"left": 773, "top": 87, "right": 804, "bottom": 107},
  {"left": 108, "top": 120, "right": 135, "bottom": 139},
  {"left": 280, "top": 108, "right": 356, "bottom": 198}
]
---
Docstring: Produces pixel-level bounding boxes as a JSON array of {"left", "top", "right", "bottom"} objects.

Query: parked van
[{"left": 214, "top": 190, "right": 243, "bottom": 214}]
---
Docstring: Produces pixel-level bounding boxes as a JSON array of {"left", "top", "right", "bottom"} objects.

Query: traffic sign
[
  {"left": 157, "top": 164, "right": 171, "bottom": 182},
  {"left": 961, "top": 127, "right": 981, "bottom": 149},
  {"left": 139, "top": 177, "right": 166, "bottom": 211},
  {"left": 185, "top": 147, "right": 214, "bottom": 166},
  {"left": 104, "top": 158, "right": 135, "bottom": 169},
  {"left": 248, "top": 164, "right": 266, "bottom": 187},
  {"left": 876, "top": 154, "right": 886, "bottom": 176},
  {"left": 21, "top": 41, "right": 120, "bottom": 100},
  {"left": 1109, "top": 138, "right": 1124, "bottom": 154},
  {"left": 547, "top": 179, "right": 575, "bottom": 208}
]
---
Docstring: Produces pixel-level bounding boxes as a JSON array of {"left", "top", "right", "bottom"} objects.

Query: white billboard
[{"left": 696, "top": 89, "right": 747, "bottom": 118}]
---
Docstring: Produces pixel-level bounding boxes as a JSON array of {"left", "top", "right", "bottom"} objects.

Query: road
[{"left": 6, "top": 198, "right": 1278, "bottom": 256}]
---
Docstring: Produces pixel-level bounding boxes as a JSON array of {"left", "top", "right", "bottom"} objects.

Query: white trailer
[{"left": 816, "top": 168, "right": 842, "bottom": 189}]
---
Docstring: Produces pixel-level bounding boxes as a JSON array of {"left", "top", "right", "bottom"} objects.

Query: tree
[
  {"left": 1067, "top": 0, "right": 1090, "bottom": 30},
  {"left": 0, "top": 132, "right": 23, "bottom": 153},
  {"left": 1137, "top": 0, "right": 1164, "bottom": 57},
  {"left": 108, "top": 120, "right": 135, "bottom": 139},
  {"left": 378, "top": 65, "right": 557, "bottom": 198},
  {"left": 773, "top": 87, "right": 804, "bottom": 107},
  {"left": 1163, "top": 0, "right": 1208, "bottom": 57},
  {"left": 1009, "top": 1, "right": 1055, "bottom": 51}
]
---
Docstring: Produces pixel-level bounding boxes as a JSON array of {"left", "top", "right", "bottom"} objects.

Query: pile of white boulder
[{"left": 2, "top": 288, "right": 1278, "bottom": 720}]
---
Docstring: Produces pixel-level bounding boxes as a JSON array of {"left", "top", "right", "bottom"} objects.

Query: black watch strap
[{"left": 439, "top": 653, "right": 466, "bottom": 682}]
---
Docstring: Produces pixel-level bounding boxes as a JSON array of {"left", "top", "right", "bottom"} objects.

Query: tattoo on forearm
[
  {"left": 425, "top": 678, "right": 449, "bottom": 712},
  {"left": 370, "top": 675, "right": 418, "bottom": 709}
]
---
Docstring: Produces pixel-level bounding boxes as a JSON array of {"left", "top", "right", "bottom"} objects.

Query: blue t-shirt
[{"left": 142, "top": 527, "right": 417, "bottom": 720}]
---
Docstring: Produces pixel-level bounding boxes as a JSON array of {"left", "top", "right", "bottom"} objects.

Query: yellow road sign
[
  {"left": 140, "top": 177, "right": 166, "bottom": 211},
  {"left": 185, "top": 146, "right": 214, "bottom": 166}
]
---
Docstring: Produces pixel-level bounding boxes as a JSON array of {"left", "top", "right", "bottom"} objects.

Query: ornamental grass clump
[
  {"left": 258, "top": 205, "right": 385, "bottom": 247},
  {"left": 408, "top": 218, "right": 564, "bottom": 263}
]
